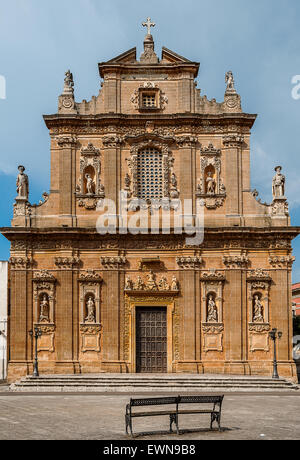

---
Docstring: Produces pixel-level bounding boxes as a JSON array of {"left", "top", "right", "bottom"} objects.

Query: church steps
[{"left": 10, "top": 375, "right": 299, "bottom": 392}]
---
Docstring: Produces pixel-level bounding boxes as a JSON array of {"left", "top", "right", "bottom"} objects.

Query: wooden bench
[{"left": 125, "top": 395, "right": 224, "bottom": 437}]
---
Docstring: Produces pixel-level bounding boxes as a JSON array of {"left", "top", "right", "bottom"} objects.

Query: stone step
[{"left": 10, "top": 374, "right": 299, "bottom": 392}]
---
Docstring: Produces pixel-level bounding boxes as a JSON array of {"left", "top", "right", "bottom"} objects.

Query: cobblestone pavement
[{"left": 0, "top": 392, "right": 299, "bottom": 440}]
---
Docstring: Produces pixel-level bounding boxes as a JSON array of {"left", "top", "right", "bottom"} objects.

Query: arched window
[{"left": 137, "top": 148, "right": 163, "bottom": 201}]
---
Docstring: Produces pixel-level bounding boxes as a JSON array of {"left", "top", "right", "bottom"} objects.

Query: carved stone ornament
[
  {"left": 54, "top": 257, "right": 81, "bottom": 269},
  {"left": 102, "top": 136, "right": 124, "bottom": 148},
  {"left": 247, "top": 270, "right": 271, "bottom": 332},
  {"left": 247, "top": 269, "right": 271, "bottom": 280},
  {"left": 223, "top": 253, "right": 249, "bottom": 268},
  {"left": 201, "top": 268, "right": 225, "bottom": 353},
  {"left": 130, "top": 81, "right": 168, "bottom": 110},
  {"left": 176, "top": 256, "right": 203, "bottom": 269},
  {"left": 79, "top": 272, "right": 102, "bottom": 325},
  {"left": 13, "top": 199, "right": 32, "bottom": 218},
  {"left": 126, "top": 140, "right": 178, "bottom": 209},
  {"left": 270, "top": 198, "right": 289, "bottom": 217},
  {"left": 9, "top": 256, "right": 34, "bottom": 269},
  {"left": 56, "top": 135, "right": 77, "bottom": 147},
  {"left": 176, "top": 136, "right": 198, "bottom": 148},
  {"left": 196, "top": 144, "right": 226, "bottom": 209},
  {"left": 100, "top": 256, "right": 127, "bottom": 270},
  {"left": 223, "top": 134, "right": 244, "bottom": 147},
  {"left": 80, "top": 324, "right": 102, "bottom": 353},
  {"left": 33, "top": 271, "right": 56, "bottom": 325},
  {"left": 269, "top": 255, "right": 295, "bottom": 268},
  {"left": 249, "top": 323, "right": 271, "bottom": 333},
  {"left": 76, "top": 143, "right": 105, "bottom": 210},
  {"left": 124, "top": 273, "right": 179, "bottom": 293}
]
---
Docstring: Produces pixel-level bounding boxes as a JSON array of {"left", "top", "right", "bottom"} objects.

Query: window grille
[
  {"left": 142, "top": 94, "right": 156, "bottom": 108},
  {"left": 137, "top": 149, "right": 163, "bottom": 201}
]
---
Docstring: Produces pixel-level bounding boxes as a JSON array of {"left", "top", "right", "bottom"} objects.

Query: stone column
[
  {"left": 57, "top": 136, "right": 78, "bottom": 225},
  {"left": 222, "top": 134, "right": 244, "bottom": 222},
  {"left": 223, "top": 261, "right": 248, "bottom": 375},
  {"left": 101, "top": 257, "right": 125, "bottom": 372},
  {"left": 7, "top": 257, "right": 33, "bottom": 381},
  {"left": 54, "top": 257, "right": 79, "bottom": 374},
  {"left": 177, "top": 268, "right": 198, "bottom": 372}
]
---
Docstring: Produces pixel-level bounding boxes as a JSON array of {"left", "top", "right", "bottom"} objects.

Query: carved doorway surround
[{"left": 124, "top": 294, "right": 177, "bottom": 373}]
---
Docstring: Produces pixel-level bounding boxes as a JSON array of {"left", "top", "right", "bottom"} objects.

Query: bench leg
[
  {"left": 125, "top": 415, "right": 134, "bottom": 437},
  {"left": 169, "top": 414, "right": 177, "bottom": 433},
  {"left": 210, "top": 412, "right": 222, "bottom": 431}
]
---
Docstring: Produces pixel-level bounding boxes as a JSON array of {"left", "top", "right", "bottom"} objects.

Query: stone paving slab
[{"left": 0, "top": 393, "right": 299, "bottom": 440}]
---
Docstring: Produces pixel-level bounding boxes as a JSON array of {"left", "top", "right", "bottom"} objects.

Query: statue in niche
[
  {"left": 171, "top": 276, "right": 179, "bottom": 291},
  {"left": 85, "top": 296, "right": 96, "bottom": 323},
  {"left": 272, "top": 166, "right": 285, "bottom": 198},
  {"left": 253, "top": 295, "right": 264, "bottom": 323},
  {"left": 225, "top": 71, "right": 235, "bottom": 91},
  {"left": 85, "top": 174, "right": 95, "bottom": 195},
  {"left": 206, "top": 172, "right": 216, "bottom": 195},
  {"left": 207, "top": 294, "right": 218, "bottom": 323},
  {"left": 39, "top": 294, "right": 50, "bottom": 323},
  {"left": 16, "top": 165, "right": 29, "bottom": 200}
]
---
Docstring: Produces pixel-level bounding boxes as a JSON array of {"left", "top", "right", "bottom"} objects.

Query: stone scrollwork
[
  {"left": 223, "top": 252, "right": 249, "bottom": 268},
  {"left": 100, "top": 256, "right": 127, "bottom": 270},
  {"left": 76, "top": 143, "right": 105, "bottom": 210},
  {"left": 10, "top": 256, "right": 34, "bottom": 269},
  {"left": 269, "top": 255, "right": 295, "bottom": 268},
  {"left": 196, "top": 144, "right": 226, "bottom": 209}
]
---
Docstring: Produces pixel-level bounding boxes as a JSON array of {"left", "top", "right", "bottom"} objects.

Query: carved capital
[
  {"left": 223, "top": 134, "right": 244, "bottom": 147},
  {"left": 79, "top": 270, "right": 102, "bottom": 282},
  {"left": 9, "top": 256, "right": 34, "bottom": 269},
  {"left": 102, "top": 135, "right": 124, "bottom": 148},
  {"left": 54, "top": 257, "right": 81, "bottom": 269},
  {"left": 176, "top": 136, "right": 198, "bottom": 148},
  {"left": 57, "top": 135, "right": 78, "bottom": 147},
  {"left": 269, "top": 256, "right": 295, "bottom": 268},
  {"left": 176, "top": 256, "right": 203, "bottom": 269},
  {"left": 100, "top": 256, "right": 127, "bottom": 269},
  {"left": 223, "top": 254, "right": 249, "bottom": 268}
]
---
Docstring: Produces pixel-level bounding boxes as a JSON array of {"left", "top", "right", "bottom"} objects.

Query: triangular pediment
[
  {"left": 161, "top": 47, "right": 194, "bottom": 64},
  {"left": 106, "top": 47, "right": 137, "bottom": 64}
]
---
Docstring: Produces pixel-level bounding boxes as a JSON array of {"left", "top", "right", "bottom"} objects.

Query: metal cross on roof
[{"left": 142, "top": 17, "right": 156, "bottom": 35}]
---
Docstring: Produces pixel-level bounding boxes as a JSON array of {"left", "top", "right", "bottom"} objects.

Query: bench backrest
[
  {"left": 130, "top": 396, "right": 179, "bottom": 407},
  {"left": 179, "top": 395, "right": 224, "bottom": 405}
]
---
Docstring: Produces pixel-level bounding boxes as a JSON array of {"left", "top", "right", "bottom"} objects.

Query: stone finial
[
  {"left": 58, "top": 70, "right": 77, "bottom": 113},
  {"left": 140, "top": 18, "right": 158, "bottom": 63}
]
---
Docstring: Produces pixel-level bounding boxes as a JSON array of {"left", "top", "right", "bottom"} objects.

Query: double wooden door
[{"left": 136, "top": 307, "right": 167, "bottom": 373}]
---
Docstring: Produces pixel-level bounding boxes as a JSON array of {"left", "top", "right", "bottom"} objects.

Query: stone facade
[
  {"left": 2, "top": 23, "right": 299, "bottom": 382},
  {"left": 0, "top": 261, "right": 8, "bottom": 381}
]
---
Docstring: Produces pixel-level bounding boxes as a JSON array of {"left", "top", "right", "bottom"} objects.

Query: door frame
[{"left": 125, "top": 295, "right": 175, "bottom": 373}]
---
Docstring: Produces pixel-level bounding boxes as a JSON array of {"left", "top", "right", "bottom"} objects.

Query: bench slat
[{"left": 132, "top": 410, "right": 177, "bottom": 417}]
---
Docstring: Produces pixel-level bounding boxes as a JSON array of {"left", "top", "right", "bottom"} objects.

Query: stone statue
[
  {"left": 171, "top": 276, "right": 179, "bottom": 291},
  {"left": 159, "top": 277, "right": 170, "bottom": 291},
  {"left": 146, "top": 270, "right": 157, "bottom": 290},
  {"left": 225, "top": 71, "right": 235, "bottom": 91},
  {"left": 16, "top": 165, "right": 29, "bottom": 200},
  {"left": 253, "top": 295, "right": 264, "bottom": 323},
  {"left": 272, "top": 166, "right": 285, "bottom": 198},
  {"left": 135, "top": 276, "right": 144, "bottom": 291},
  {"left": 207, "top": 295, "right": 218, "bottom": 322},
  {"left": 39, "top": 294, "right": 50, "bottom": 323},
  {"left": 206, "top": 172, "right": 216, "bottom": 195},
  {"left": 85, "top": 174, "right": 94, "bottom": 195},
  {"left": 64, "top": 70, "right": 74, "bottom": 94},
  {"left": 125, "top": 276, "right": 133, "bottom": 291},
  {"left": 85, "top": 296, "right": 96, "bottom": 323}
]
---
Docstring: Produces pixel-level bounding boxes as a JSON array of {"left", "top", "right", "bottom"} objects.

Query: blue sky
[{"left": 0, "top": 0, "right": 300, "bottom": 279}]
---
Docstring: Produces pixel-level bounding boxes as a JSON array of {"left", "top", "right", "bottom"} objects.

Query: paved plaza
[{"left": 0, "top": 390, "right": 299, "bottom": 440}]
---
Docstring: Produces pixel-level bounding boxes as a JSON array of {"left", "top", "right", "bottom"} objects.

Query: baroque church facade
[{"left": 2, "top": 20, "right": 299, "bottom": 382}]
